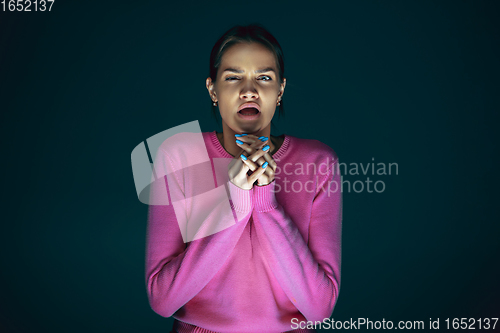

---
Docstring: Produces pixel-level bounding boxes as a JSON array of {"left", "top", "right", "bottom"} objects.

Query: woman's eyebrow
[{"left": 222, "top": 67, "right": 276, "bottom": 74}]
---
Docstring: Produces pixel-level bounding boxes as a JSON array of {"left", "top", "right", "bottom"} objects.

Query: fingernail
[
  {"left": 258, "top": 136, "right": 266, "bottom": 140},
  {"left": 240, "top": 154, "right": 247, "bottom": 161},
  {"left": 262, "top": 161, "right": 268, "bottom": 169},
  {"left": 262, "top": 145, "right": 270, "bottom": 152},
  {"left": 260, "top": 137, "right": 268, "bottom": 142},
  {"left": 235, "top": 134, "right": 247, "bottom": 137},
  {"left": 236, "top": 140, "right": 244, "bottom": 145}
]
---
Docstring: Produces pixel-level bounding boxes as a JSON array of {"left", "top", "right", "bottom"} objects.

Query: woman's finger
[
  {"left": 228, "top": 155, "right": 242, "bottom": 171},
  {"left": 233, "top": 135, "right": 277, "bottom": 188},
  {"left": 235, "top": 135, "right": 257, "bottom": 145},
  {"left": 237, "top": 161, "right": 250, "bottom": 176},
  {"left": 241, "top": 134, "right": 268, "bottom": 147},
  {"left": 236, "top": 137, "right": 274, "bottom": 170},
  {"left": 235, "top": 139, "right": 255, "bottom": 154},
  {"left": 236, "top": 136, "right": 266, "bottom": 152},
  {"left": 248, "top": 156, "right": 275, "bottom": 180},
  {"left": 247, "top": 161, "right": 269, "bottom": 184},
  {"left": 240, "top": 146, "right": 275, "bottom": 181},
  {"left": 256, "top": 173, "right": 274, "bottom": 186},
  {"left": 241, "top": 155, "right": 275, "bottom": 184},
  {"left": 261, "top": 152, "right": 278, "bottom": 171},
  {"left": 228, "top": 155, "right": 246, "bottom": 173},
  {"left": 251, "top": 139, "right": 267, "bottom": 150},
  {"left": 240, "top": 154, "right": 258, "bottom": 172},
  {"left": 252, "top": 151, "right": 276, "bottom": 179},
  {"left": 247, "top": 148, "right": 268, "bottom": 163},
  {"left": 245, "top": 154, "right": 274, "bottom": 179},
  {"left": 258, "top": 158, "right": 275, "bottom": 180}
]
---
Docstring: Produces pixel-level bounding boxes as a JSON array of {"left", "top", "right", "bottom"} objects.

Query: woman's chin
[
  {"left": 235, "top": 125, "right": 262, "bottom": 135},
  {"left": 225, "top": 118, "right": 270, "bottom": 135}
]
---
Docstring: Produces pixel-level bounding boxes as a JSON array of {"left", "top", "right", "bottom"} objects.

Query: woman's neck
[{"left": 217, "top": 123, "right": 277, "bottom": 157}]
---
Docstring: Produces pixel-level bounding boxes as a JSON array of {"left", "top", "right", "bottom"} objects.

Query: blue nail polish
[
  {"left": 240, "top": 154, "right": 247, "bottom": 160},
  {"left": 260, "top": 137, "right": 268, "bottom": 142},
  {"left": 258, "top": 136, "right": 266, "bottom": 140},
  {"left": 262, "top": 161, "right": 268, "bottom": 169},
  {"left": 235, "top": 134, "right": 247, "bottom": 137},
  {"left": 236, "top": 140, "right": 244, "bottom": 145},
  {"left": 262, "top": 145, "right": 270, "bottom": 152}
]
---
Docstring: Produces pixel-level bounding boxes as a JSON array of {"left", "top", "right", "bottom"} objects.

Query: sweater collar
[{"left": 209, "top": 131, "right": 290, "bottom": 160}]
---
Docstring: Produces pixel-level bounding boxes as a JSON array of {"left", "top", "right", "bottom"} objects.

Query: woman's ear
[
  {"left": 206, "top": 77, "right": 217, "bottom": 102},
  {"left": 279, "top": 78, "right": 286, "bottom": 99}
]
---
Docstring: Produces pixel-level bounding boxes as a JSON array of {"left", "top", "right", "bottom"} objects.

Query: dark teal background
[{"left": 1, "top": 1, "right": 499, "bottom": 332}]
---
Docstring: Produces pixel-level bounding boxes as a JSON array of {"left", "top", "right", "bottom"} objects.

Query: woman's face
[{"left": 207, "top": 42, "right": 286, "bottom": 134}]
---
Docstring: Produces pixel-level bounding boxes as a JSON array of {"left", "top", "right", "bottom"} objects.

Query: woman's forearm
[{"left": 251, "top": 161, "right": 342, "bottom": 322}]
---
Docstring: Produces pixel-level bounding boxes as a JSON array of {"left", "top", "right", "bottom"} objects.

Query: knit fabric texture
[{"left": 145, "top": 131, "right": 342, "bottom": 333}]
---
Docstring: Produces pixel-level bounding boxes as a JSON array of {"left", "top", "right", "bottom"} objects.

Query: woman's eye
[{"left": 225, "top": 76, "right": 272, "bottom": 81}]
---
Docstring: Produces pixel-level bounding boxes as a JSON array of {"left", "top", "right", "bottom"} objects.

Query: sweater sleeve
[
  {"left": 251, "top": 156, "right": 342, "bottom": 322},
  {"left": 145, "top": 149, "right": 253, "bottom": 318}
]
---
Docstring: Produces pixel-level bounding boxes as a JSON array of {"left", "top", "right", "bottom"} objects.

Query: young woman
[{"left": 145, "top": 24, "right": 342, "bottom": 333}]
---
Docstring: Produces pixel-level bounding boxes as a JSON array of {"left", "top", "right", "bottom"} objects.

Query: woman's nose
[
  {"left": 240, "top": 88, "right": 258, "bottom": 99},
  {"left": 241, "top": 93, "right": 257, "bottom": 100}
]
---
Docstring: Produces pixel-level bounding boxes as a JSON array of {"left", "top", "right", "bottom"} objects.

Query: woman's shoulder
[
  {"left": 157, "top": 131, "right": 205, "bottom": 151},
  {"left": 285, "top": 134, "right": 339, "bottom": 162},
  {"left": 155, "top": 132, "right": 210, "bottom": 168}
]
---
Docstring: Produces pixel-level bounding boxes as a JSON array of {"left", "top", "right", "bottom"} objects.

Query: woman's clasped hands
[{"left": 228, "top": 134, "right": 278, "bottom": 190}]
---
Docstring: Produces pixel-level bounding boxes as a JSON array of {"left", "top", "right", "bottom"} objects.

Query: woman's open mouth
[{"left": 237, "top": 107, "right": 261, "bottom": 120}]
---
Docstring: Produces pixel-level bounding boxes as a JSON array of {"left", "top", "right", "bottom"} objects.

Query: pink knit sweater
[{"left": 145, "top": 131, "right": 342, "bottom": 333}]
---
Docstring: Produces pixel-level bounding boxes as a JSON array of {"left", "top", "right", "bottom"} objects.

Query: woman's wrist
[
  {"left": 253, "top": 180, "right": 279, "bottom": 212},
  {"left": 255, "top": 178, "right": 275, "bottom": 187},
  {"left": 227, "top": 180, "right": 253, "bottom": 213}
]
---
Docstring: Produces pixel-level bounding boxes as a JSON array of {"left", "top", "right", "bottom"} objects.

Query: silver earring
[{"left": 213, "top": 101, "right": 218, "bottom": 106}]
